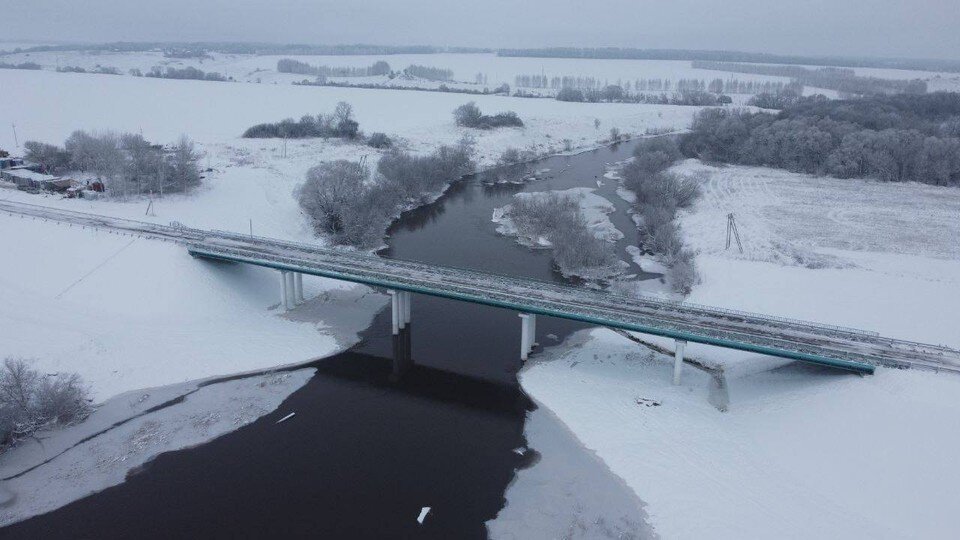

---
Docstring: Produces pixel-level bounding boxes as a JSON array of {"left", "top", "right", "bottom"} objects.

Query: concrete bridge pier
[
  {"left": 279, "top": 271, "right": 292, "bottom": 310},
  {"left": 519, "top": 313, "right": 537, "bottom": 361},
  {"left": 294, "top": 272, "right": 304, "bottom": 304},
  {"left": 673, "top": 340, "right": 687, "bottom": 385},
  {"left": 389, "top": 290, "right": 413, "bottom": 334}
]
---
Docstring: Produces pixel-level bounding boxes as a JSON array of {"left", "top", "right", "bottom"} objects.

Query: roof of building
[{"left": 0, "top": 169, "right": 59, "bottom": 182}]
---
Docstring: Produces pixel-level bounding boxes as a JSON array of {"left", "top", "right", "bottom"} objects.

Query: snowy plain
[{"left": 521, "top": 328, "right": 960, "bottom": 539}]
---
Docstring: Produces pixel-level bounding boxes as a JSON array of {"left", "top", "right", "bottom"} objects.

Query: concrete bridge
[{"left": 4, "top": 199, "right": 960, "bottom": 382}]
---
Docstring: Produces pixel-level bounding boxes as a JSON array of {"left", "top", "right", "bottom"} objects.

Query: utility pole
[
  {"left": 726, "top": 213, "right": 743, "bottom": 254},
  {"left": 11, "top": 123, "right": 18, "bottom": 148},
  {"left": 249, "top": 218, "right": 253, "bottom": 238}
]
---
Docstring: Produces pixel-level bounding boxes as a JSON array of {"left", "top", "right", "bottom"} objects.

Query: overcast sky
[{"left": 2, "top": 0, "right": 958, "bottom": 60}]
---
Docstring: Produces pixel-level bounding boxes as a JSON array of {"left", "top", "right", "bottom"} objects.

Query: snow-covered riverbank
[{"left": 520, "top": 328, "right": 960, "bottom": 539}]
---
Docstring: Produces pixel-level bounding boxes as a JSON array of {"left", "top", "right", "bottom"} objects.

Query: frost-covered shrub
[
  {"left": 146, "top": 66, "right": 228, "bottom": 81},
  {"left": 669, "top": 250, "right": 700, "bottom": 294},
  {"left": 557, "top": 87, "right": 585, "bottom": 102},
  {"left": 552, "top": 221, "right": 619, "bottom": 275},
  {"left": 0, "top": 358, "right": 91, "bottom": 449},
  {"left": 626, "top": 171, "right": 700, "bottom": 211},
  {"left": 377, "top": 142, "right": 475, "bottom": 202},
  {"left": 622, "top": 136, "right": 703, "bottom": 294},
  {"left": 636, "top": 137, "right": 683, "bottom": 162},
  {"left": 453, "top": 102, "right": 524, "bottom": 129},
  {"left": 609, "top": 127, "right": 621, "bottom": 141},
  {"left": 298, "top": 142, "right": 475, "bottom": 247},
  {"left": 510, "top": 193, "right": 581, "bottom": 240},
  {"left": 508, "top": 193, "right": 618, "bottom": 276},
  {"left": 367, "top": 132, "right": 392, "bottom": 149},
  {"left": 499, "top": 147, "right": 522, "bottom": 165},
  {"left": 297, "top": 160, "right": 369, "bottom": 237}
]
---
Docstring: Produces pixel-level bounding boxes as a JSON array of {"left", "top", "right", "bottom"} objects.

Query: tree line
[
  {"left": 5, "top": 42, "right": 468, "bottom": 57},
  {"left": 621, "top": 137, "right": 700, "bottom": 293},
  {"left": 514, "top": 74, "right": 791, "bottom": 95},
  {"left": 144, "top": 65, "right": 230, "bottom": 81},
  {"left": 24, "top": 131, "right": 202, "bottom": 196},
  {"left": 0, "top": 61, "right": 41, "bottom": 70},
  {"left": 682, "top": 92, "right": 960, "bottom": 186},
  {"left": 242, "top": 101, "right": 360, "bottom": 139},
  {"left": 692, "top": 61, "right": 927, "bottom": 96},
  {"left": 277, "top": 58, "right": 391, "bottom": 78},
  {"left": 402, "top": 65, "right": 454, "bottom": 81},
  {"left": 497, "top": 47, "right": 960, "bottom": 74},
  {"left": 276, "top": 59, "right": 452, "bottom": 82},
  {"left": 56, "top": 65, "right": 121, "bottom": 75},
  {"left": 554, "top": 86, "right": 726, "bottom": 106}
]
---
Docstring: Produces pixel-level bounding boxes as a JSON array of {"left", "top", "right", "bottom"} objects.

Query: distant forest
[
  {"left": 691, "top": 61, "right": 927, "bottom": 96},
  {"left": 682, "top": 92, "right": 960, "bottom": 186},
  {"left": 4, "top": 43, "right": 958, "bottom": 74},
  {"left": 498, "top": 48, "right": 960, "bottom": 74},
  {"left": 0, "top": 42, "right": 489, "bottom": 57}
]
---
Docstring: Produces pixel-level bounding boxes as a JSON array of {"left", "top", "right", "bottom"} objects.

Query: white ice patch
[{"left": 417, "top": 507, "right": 430, "bottom": 524}]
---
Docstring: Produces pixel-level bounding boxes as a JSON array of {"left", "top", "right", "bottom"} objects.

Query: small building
[
  {"left": 0, "top": 157, "right": 25, "bottom": 170},
  {"left": 0, "top": 168, "right": 63, "bottom": 191}
]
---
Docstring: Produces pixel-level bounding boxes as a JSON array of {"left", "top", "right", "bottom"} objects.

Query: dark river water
[{"left": 2, "top": 141, "right": 645, "bottom": 539}]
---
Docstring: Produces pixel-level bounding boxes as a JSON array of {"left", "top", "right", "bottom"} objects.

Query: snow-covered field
[
  {"left": 2, "top": 50, "right": 794, "bottom": 89},
  {"left": 675, "top": 160, "right": 960, "bottom": 348},
  {"left": 0, "top": 212, "right": 384, "bottom": 401},
  {"left": 522, "top": 329, "right": 960, "bottom": 539},
  {"left": 0, "top": 67, "right": 694, "bottom": 171}
]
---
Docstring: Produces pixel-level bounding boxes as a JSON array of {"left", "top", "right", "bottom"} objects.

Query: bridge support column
[
  {"left": 279, "top": 271, "right": 293, "bottom": 310},
  {"left": 401, "top": 291, "right": 411, "bottom": 326},
  {"left": 530, "top": 313, "right": 537, "bottom": 347},
  {"left": 673, "top": 340, "right": 687, "bottom": 385},
  {"left": 389, "top": 290, "right": 400, "bottom": 335},
  {"left": 294, "top": 273, "right": 304, "bottom": 304},
  {"left": 285, "top": 271, "right": 297, "bottom": 309},
  {"left": 519, "top": 314, "right": 537, "bottom": 361}
]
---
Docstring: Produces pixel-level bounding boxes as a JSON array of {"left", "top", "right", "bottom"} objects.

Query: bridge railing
[
  {"left": 189, "top": 242, "right": 898, "bottom": 370},
  {"left": 8, "top": 199, "right": 955, "bottom": 351},
  {"left": 196, "top": 229, "right": 886, "bottom": 339}
]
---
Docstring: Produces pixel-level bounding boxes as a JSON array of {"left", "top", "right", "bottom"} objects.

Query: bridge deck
[{"left": 5, "top": 199, "right": 960, "bottom": 374}]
